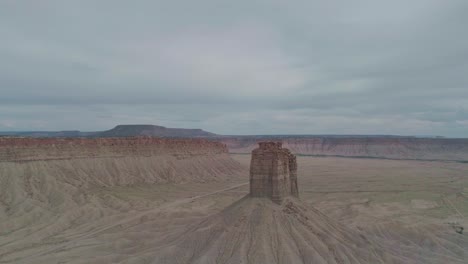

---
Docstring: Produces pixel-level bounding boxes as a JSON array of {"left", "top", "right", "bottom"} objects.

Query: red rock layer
[{"left": 0, "top": 137, "right": 228, "bottom": 162}]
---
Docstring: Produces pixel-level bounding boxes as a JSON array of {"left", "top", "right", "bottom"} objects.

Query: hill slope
[
  {"left": 0, "top": 137, "right": 246, "bottom": 263},
  {"left": 154, "top": 197, "right": 467, "bottom": 264}
]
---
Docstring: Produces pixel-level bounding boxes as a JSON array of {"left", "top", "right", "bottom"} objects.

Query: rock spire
[{"left": 249, "top": 142, "right": 298, "bottom": 203}]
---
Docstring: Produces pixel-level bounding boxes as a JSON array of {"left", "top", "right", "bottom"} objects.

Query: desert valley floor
[{"left": 1, "top": 152, "right": 467, "bottom": 263}]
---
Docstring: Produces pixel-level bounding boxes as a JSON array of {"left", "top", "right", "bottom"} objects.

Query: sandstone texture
[
  {"left": 249, "top": 142, "right": 298, "bottom": 203},
  {"left": 0, "top": 138, "right": 245, "bottom": 203},
  {"left": 0, "top": 137, "right": 226, "bottom": 162},
  {"left": 221, "top": 137, "right": 468, "bottom": 161}
]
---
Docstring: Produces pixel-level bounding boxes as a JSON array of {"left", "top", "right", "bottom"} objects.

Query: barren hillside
[
  {"left": 154, "top": 197, "right": 467, "bottom": 264},
  {"left": 1, "top": 138, "right": 467, "bottom": 263},
  {"left": 0, "top": 137, "right": 246, "bottom": 263}
]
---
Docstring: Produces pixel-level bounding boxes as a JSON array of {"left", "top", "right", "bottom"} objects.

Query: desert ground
[{"left": 1, "top": 151, "right": 467, "bottom": 263}]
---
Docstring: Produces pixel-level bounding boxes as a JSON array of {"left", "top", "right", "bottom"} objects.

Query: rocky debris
[
  {"left": 448, "top": 222, "right": 464, "bottom": 234},
  {"left": 249, "top": 142, "right": 298, "bottom": 203}
]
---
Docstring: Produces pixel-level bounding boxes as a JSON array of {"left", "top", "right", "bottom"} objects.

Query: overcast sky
[{"left": 1, "top": 0, "right": 467, "bottom": 136}]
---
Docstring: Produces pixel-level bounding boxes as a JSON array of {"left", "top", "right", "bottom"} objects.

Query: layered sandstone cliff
[
  {"left": 0, "top": 137, "right": 245, "bottom": 215},
  {"left": 250, "top": 142, "right": 298, "bottom": 203},
  {"left": 0, "top": 137, "right": 226, "bottom": 162},
  {"left": 221, "top": 137, "right": 468, "bottom": 161},
  {"left": 0, "top": 137, "right": 247, "bottom": 262}
]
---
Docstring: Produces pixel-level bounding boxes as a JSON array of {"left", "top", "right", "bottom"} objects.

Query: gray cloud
[{"left": 1, "top": 0, "right": 468, "bottom": 136}]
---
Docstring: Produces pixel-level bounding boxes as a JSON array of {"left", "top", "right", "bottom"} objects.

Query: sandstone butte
[{"left": 250, "top": 141, "right": 298, "bottom": 203}]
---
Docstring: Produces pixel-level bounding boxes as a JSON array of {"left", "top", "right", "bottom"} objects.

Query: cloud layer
[{"left": 1, "top": 0, "right": 467, "bottom": 136}]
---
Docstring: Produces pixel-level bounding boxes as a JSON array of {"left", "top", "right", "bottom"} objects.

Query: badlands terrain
[
  {"left": 0, "top": 136, "right": 467, "bottom": 263},
  {"left": 3, "top": 124, "right": 468, "bottom": 161}
]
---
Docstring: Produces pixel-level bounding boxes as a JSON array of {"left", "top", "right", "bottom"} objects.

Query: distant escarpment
[
  {"left": 221, "top": 137, "right": 468, "bottom": 161},
  {"left": 0, "top": 137, "right": 244, "bottom": 184}
]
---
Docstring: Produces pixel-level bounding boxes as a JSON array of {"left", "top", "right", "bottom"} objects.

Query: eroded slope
[
  {"left": 0, "top": 137, "right": 246, "bottom": 263},
  {"left": 153, "top": 197, "right": 468, "bottom": 264}
]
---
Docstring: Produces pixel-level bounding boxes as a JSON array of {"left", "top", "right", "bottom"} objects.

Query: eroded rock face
[
  {"left": 0, "top": 137, "right": 242, "bottom": 186},
  {"left": 250, "top": 142, "right": 298, "bottom": 203},
  {"left": 221, "top": 137, "right": 468, "bottom": 161},
  {"left": 0, "top": 137, "right": 228, "bottom": 162}
]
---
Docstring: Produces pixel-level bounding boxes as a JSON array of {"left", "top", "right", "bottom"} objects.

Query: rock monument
[{"left": 249, "top": 142, "right": 298, "bottom": 203}]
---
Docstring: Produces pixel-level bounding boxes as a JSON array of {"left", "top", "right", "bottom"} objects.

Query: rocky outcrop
[
  {"left": 250, "top": 142, "right": 298, "bottom": 203},
  {"left": 222, "top": 137, "right": 468, "bottom": 161}
]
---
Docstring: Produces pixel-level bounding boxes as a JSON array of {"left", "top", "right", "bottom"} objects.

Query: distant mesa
[
  {"left": 250, "top": 142, "right": 298, "bottom": 203},
  {"left": 0, "top": 124, "right": 217, "bottom": 138},
  {"left": 96, "top": 124, "right": 216, "bottom": 138}
]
